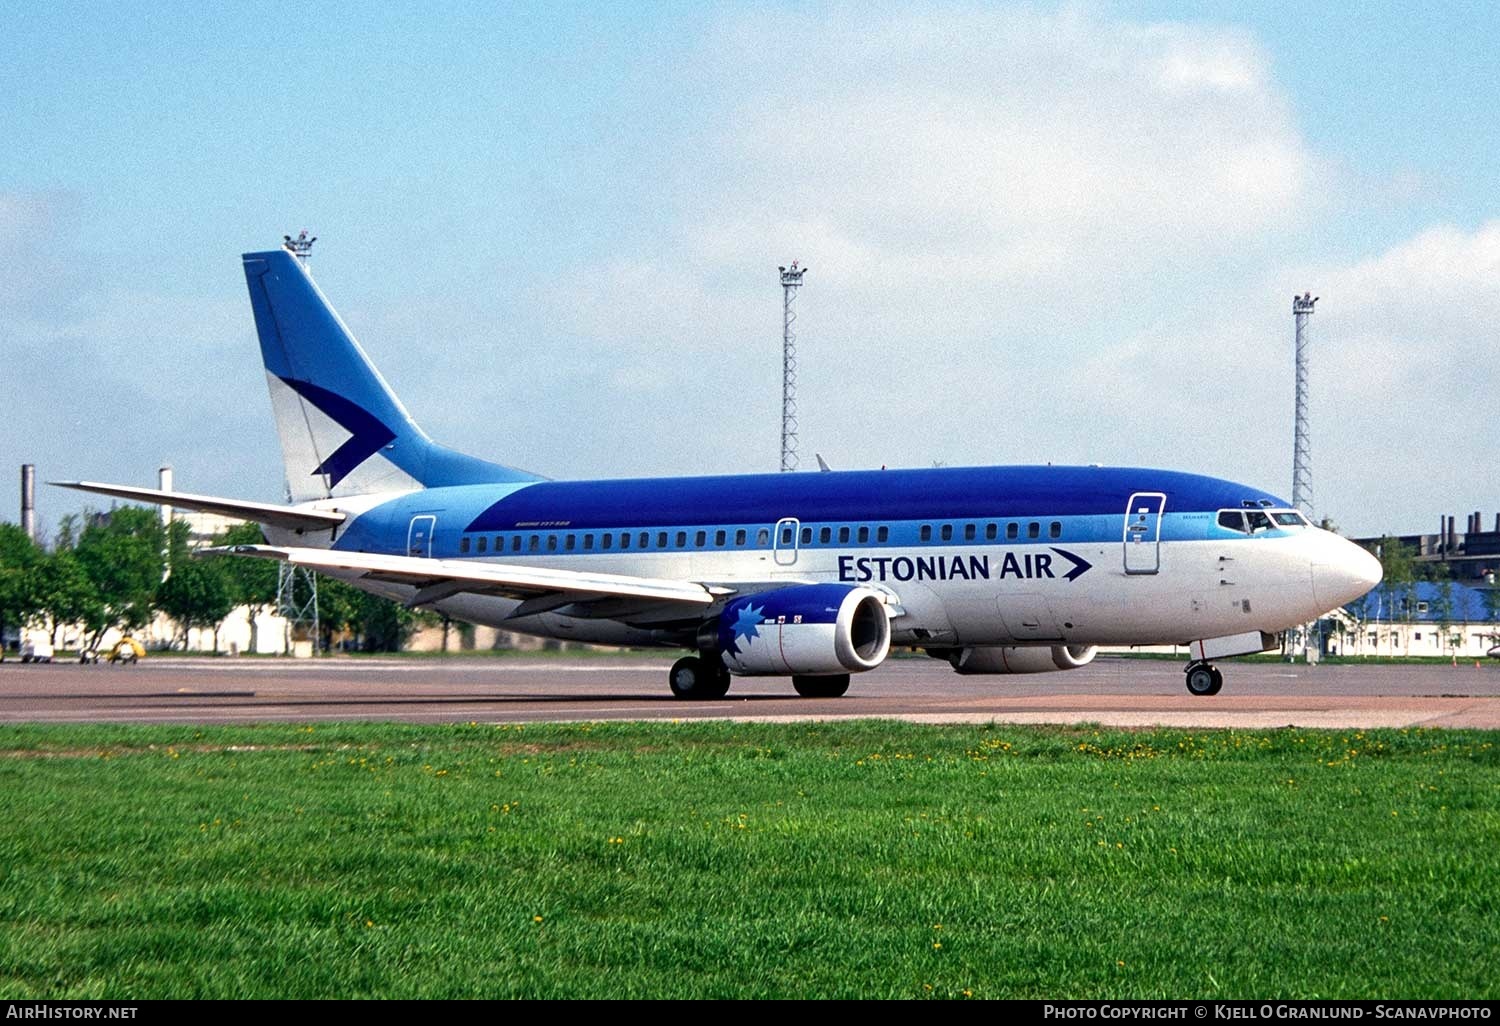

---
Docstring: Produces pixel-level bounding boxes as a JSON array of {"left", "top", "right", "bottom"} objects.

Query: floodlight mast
[
  {"left": 1291, "top": 292, "right": 1317, "bottom": 516},
  {"left": 779, "top": 262, "right": 807, "bottom": 472}
]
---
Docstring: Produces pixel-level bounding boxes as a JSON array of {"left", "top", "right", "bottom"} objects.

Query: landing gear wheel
[
  {"left": 792, "top": 674, "right": 851, "bottom": 698},
  {"left": 668, "top": 656, "right": 731, "bottom": 700},
  {"left": 1184, "top": 662, "right": 1223, "bottom": 696}
]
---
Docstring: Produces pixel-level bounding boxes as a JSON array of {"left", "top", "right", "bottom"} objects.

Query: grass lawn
[{"left": 0, "top": 721, "right": 1494, "bottom": 999}]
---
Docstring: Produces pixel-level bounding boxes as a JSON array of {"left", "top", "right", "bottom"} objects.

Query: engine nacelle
[
  {"left": 717, "top": 583, "right": 891, "bottom": 676},
  {"left": 949, "top": 644, "right": 1098, "bottom": 675}
]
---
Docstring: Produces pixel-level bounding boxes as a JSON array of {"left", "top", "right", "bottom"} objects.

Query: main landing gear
[
  {"left": 668, "top": 655, "right": 732, "bottom": 700},
  {"left": 1184, "top": 661, "right": 1224, "bottom": 697}
]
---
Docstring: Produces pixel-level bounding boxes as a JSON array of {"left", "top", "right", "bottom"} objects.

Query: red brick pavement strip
[{"left": 1, "top": 657, "right": 1497, "bottom": 728}]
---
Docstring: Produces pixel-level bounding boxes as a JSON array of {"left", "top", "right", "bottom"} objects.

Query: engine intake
[
  {"left": 949, "top": 644, "right": 1098, "bottom": 675},
  {"left": 717, "top": 583, "right": 891, "bottom": 676}
]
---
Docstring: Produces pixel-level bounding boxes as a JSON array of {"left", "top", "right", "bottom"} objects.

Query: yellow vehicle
[{"left": 105, "top": 638, "right": 145, "bottom": 665}]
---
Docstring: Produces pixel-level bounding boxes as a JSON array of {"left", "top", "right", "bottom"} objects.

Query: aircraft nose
[{"left": 1312, "top": 538, "right": 1383, "bottom": 611}]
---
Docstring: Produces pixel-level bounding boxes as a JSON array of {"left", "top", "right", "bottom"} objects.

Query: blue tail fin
[{"left": 242, "top": 248, "right": 542, "bottom": 501}]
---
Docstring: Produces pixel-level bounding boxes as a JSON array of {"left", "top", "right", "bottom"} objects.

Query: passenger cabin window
[
  {"left": 657, "top": 532, "right": 668, "bottom": 548},
  {"left": 757, "top": 528, "right": 770, "bottom": 545},
  {"left": 583, "top": 534, "right": 594, "bottom": 551},
  {"left": 877, "top": 526, "right": 889, "bottom": 542},
  {"left": 602, "top": 534, "right": 613, "bottom": 550},
  {"left": 547, "top": 535, "right": 557, "bottom": 552},
  {"left": 715, "top": 530, "right": 726, "bottom": 546},
  {"left": 838, "top": 527, "right": 850, "bottom": 544},
  {"left": 920, "top": 525, "right": 932, "bottom": 542},
  {"left": 819, "top": 527, "right": 831, "bottom": 544},
  {"left": 640, "top": 532, "right": 650, "bottom": 549},
  {"left": 512, "top": 536, "right": 522, "bottom": 553},
  {"left": 801, "top": 527, "right": 812, "bottom": 544},
  {"left": 735, "top": 529, "right": 747, "bottom": 546},
  {"left": 940, "top": 524, "right": 953, "bottom": 542},
  {"left": 696, "top": 531, "right": 707, "bottom": 547},
  {"left": 529, "top": 535, "right": 540, "bottom": 552},
  {"left": 857, "top": 526, "right": 869, "bottom": 543},
  {"left": 1049, "top": 522, "right": 1061, "bottom": 539},
  {"left": 781, "top": 526, "right": 793, "bottom": 545},
  {"left": 620, "top": 533, "right": 630, "bottom": 550},
  {"left": 1006, "top": 523, "right": 1018, "bottom": 540},
  {"left": 1027, "top": 522, "right": 1040, "bottom": 539},
  {"left": 565, "top": 535, "right": 576, "bottom": 551},
  {"left": 677, "top": 531, "right": 687, "bottom": 547},
  {"left": 460, "top": 537, "right": 471, "bottom": 554},
  {"left": 964, "top": 524, "right": 976, "bottom": 541},
  {"left": 985, "top": 523, "right": 997, "bottom": 541},
  {"left": 477, "top": 536, "right": 487, "bottom": 553}
]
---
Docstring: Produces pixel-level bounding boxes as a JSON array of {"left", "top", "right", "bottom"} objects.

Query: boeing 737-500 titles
[{"left": 59, "top": 243, "right": 1381, "bottom": 698}]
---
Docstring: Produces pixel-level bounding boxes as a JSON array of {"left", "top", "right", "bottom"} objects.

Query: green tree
[
  {"left": 1375, "top": 537, "right": 1416, "bottom": 654},
  {"left": 0, "top": 524, "right": 44, "bottom": 649},
  {"left": 312, "top": 574, "right": 424, "bottom": 652},
  {"left": 72, "top": 507, "right": 168, "bottom": 648},
  {"left": 156, "top": 556, "right": 236, "bottom": 652},
  {"left": 1431, "top": 576, "right": 1455, "bottom": 658},
  {"left": 212, "top": 523, "right": 280, "bottom": 653},
  {"left": 34, "top": 548, "right": 102, "bottom": 648}
]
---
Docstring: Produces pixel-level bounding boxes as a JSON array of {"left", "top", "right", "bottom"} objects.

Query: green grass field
[{"left": 0, "top": 721, "right": 1494, "bottom": 999}]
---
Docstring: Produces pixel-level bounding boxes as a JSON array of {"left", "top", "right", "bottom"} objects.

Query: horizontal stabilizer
[
  {"left": 201, "top": 544, "right": 730, "bottom": 608},
  {"left": 51, "top": 481, "right": 345, "bottom": 533}
]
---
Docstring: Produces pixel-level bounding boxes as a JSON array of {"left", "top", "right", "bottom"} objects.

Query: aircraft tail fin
[{"left": 242, "top": 247, "right": 542, "bottom": 501}]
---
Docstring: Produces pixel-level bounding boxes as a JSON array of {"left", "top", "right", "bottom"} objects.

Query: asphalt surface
[{"left": 1, "top": 654, "right": 1498, "bottom": 728}]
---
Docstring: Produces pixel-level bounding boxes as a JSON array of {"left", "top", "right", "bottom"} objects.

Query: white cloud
[{"left": 538, "top": 7, "right": 1325, "bottom": 484}]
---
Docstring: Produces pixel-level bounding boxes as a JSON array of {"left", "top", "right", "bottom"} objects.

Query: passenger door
[
  {"left": 1122, "top": 493, "right": 1165, "bottom": 575},
  {"left": 407, "top": 514, "right": 437, "bottom": 558}
]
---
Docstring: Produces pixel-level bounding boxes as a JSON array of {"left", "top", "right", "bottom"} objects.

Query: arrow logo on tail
[
  {"left": 1050, "top": 547, "right": 1093, "bottom": 582},
  {"left": 279, "top": 376, "right": 397, "bottom": 488}
]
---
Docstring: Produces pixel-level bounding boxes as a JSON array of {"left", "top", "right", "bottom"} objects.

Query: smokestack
[
  {"left": 159, "top": 465, "right": 173, "bottom": 529},
  {"left": 20, "top": 464, "right": 36, "bottom": 542},
  {"left": 1493, "top": 513, "right": 1498, "bottom": 534},
  {"left": 1475, "top": 511, "right": 1482, "bottom": 538},
  {"left": 1448, "top": 516, "right": 1458, "bottom": 554}
]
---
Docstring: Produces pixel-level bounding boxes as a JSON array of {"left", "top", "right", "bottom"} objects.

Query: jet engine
[
  {"left": 948, "top": 644, "right": 1098, "bottom": 675},
  {"left": 715, "top": 583, "right": 891, "bottom": 676}
]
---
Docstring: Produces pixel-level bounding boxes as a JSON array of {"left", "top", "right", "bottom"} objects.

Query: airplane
[{"left": 57, "top": 243, "right": 1382, "bottom": 699}]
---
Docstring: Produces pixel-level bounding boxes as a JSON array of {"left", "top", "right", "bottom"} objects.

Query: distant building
[
  {"left": 1339, "top": 579, "right": 1500, "bottom": 658},
  {"left": 1353, "top": 512, "right": 1500, "bottom": 582}
]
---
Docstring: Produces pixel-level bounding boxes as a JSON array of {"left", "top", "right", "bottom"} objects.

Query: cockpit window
[
  {"left": 1246, "top": 511, "right": 1272, "bottom": 532},
  {"left": 1217, "top": 510, "right": 1247, "bottom": 533},
  {"left": 1272, "top": 511, "right": 1309, "bottom": 527}
]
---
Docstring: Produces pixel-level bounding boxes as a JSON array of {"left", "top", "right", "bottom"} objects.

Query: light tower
[
  {"left": 1291, "top": 292, "right": 1317, "bottom": 515},
  {"left": 283, "top": 230, "right": 316, "bottom": 264},
  {"left": 779, "top": 261, "right": 807, "bottom": 472},
  {"left": 276, "top": 230, "right": 320, "bottom": 652}
]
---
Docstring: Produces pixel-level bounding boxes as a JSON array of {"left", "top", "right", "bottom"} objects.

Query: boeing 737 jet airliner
[{"left": 59, "top": 244, "right": 1381, "bottom": 698}]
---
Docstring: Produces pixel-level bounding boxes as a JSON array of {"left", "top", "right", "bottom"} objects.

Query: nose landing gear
[{"left": 1184, "top": 661, "right": 1223, "bottom": 696}]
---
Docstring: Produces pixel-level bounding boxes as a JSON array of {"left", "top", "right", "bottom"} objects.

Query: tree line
[{"left": 0, "top": 509, "right": 424, "bottom": 654}]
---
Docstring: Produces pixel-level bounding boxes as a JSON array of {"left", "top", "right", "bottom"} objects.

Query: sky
[{"left": 2, "top": 1, "right": 1498, "bottom": 541}]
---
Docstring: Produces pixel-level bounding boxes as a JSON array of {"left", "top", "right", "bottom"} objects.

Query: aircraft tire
[
  {"left": 1185, "top": 662, "right": 1221, "bottom": 697},
  {"left": 792, "top": 674, "right": 851, "bottom": 698},
  {"left": 669, "top": 656, "right": 731, "bottom": 700}
]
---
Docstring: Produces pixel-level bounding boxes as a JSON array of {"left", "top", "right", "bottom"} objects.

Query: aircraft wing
[
  {"left": 52, "top": 481, "right": 345, "bottom": 533},
  {"left": 202, "top": 544, "right": 732, "bottom": 615}
]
